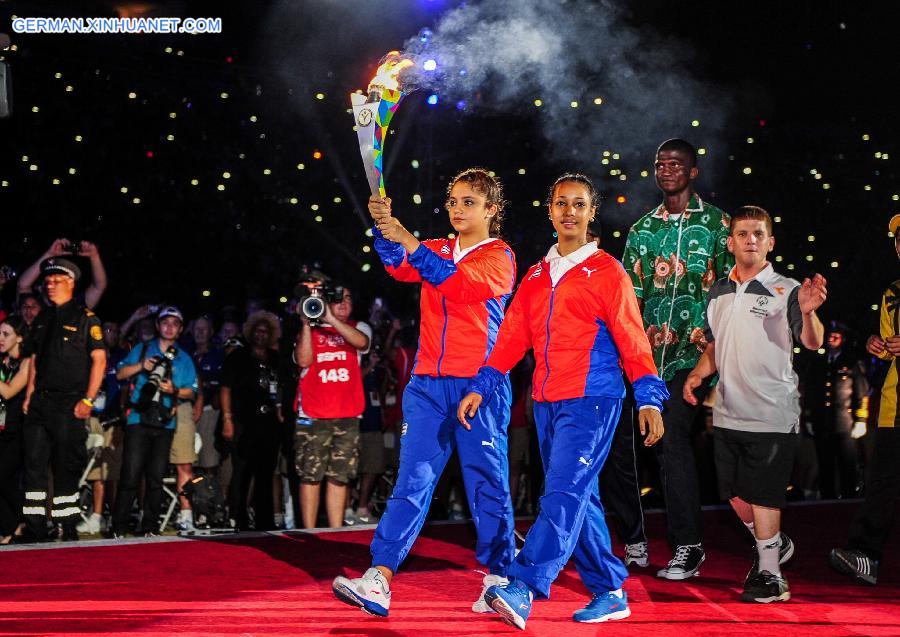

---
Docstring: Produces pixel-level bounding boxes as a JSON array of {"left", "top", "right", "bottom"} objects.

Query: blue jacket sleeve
[
  {"left": 372, "top": 225, "right": 406, "bottom": 268},
  {"left": 465, "top": 366, "right": 506, "bottom": 402},
  {"left": 632, "top": 374, "right": 669, "bottom": 411},
  {"left": 407, "top": 243, "right": 457, "bottom": 286}
]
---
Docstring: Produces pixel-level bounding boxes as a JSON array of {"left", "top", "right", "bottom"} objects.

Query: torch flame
[{"left": 367, "top": 51, "right": 415, "bottom": 94}]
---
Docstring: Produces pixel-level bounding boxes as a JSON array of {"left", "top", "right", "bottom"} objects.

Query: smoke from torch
[{"left": 351, "top": 52, "right": 415, "bottom": 198}]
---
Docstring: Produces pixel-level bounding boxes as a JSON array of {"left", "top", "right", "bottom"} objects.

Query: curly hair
[{"left": 242, "top": 311, "right": 281, "bottom": 349}]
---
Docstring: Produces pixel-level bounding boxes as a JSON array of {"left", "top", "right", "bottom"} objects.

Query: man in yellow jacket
[{"left": 830, "top": 214, "right": 900, "bottom": 586}]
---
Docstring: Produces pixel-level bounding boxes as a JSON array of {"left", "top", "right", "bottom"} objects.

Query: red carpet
[{"left": 0, "top": 502, "right": 897, "bottom": 636}]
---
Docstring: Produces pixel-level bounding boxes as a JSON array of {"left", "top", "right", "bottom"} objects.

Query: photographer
[
  {"left": 17, "top": 239, "right": 108, "bottom": 310},
  {"left": 294, "top": 284, "right": 371, "bottom": 528},
  {"left": 110, "top": 307, "right": 197, "bottom": 537}
]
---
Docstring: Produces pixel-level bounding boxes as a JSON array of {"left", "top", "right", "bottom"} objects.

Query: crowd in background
[{"left": 0, "top": 235, "right": 884, "bottom": 544}]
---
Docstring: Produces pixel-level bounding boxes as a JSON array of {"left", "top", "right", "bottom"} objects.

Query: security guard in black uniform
[{"left": 21, "top": 257, "right": 106, "bottom": 541}]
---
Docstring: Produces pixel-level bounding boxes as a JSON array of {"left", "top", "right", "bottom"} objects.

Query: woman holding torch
[
  {"left": 332, "top": 168, "right": 517, "bottom": 617},
  {"left": 458, "top": 174, "right": 667, "bottom": 629}
]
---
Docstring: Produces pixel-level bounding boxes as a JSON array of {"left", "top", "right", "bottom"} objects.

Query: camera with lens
[
  {"left": 294, "top": 268, "right": 345, "bottom": 327},
  {"left": 134, "top": 345, "right": 178, "bottom": 414},
  {"left": 64, "top": 239, "right": 82, "bottom": 255}
]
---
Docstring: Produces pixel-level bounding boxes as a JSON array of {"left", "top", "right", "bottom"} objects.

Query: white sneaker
[
  {"left": 624, "top": 541, "right": 649, "bottom": 567},
  {"left": 76, "top": 513, "right": 102, "bottom": 534},
  {"left": 343, "top": 508, "right": 358, "bottom": 526},
  {"left": 176, "top": 510, "right": 195, "bottom": 532},
  {"left": 332, "top": 567, "right": 391, "bottom": 617},
  {"left": 354, "top": 508, "right": 380, "bottom": 525},
  {"left": 472, "top": 574, "right": 508, "bottom": 613}
]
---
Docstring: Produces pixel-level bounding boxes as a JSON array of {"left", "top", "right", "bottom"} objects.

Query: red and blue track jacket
[
  {"left": 374, "top": 229, "right": 516, "bottom": 378},
  {"left": 469, "top": 249, "right": 668, "bottom": 409}
]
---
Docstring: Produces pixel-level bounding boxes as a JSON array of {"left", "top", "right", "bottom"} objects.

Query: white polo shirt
[{"left": 704, "top": 263, "right": 803, "bottom": 433}]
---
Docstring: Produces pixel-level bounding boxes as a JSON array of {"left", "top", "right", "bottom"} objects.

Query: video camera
[{"left": 294, "top": 266, "right": 345, "bottom": 327}]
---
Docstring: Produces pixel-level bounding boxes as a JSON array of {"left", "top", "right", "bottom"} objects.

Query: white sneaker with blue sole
[{"left": 332, "top": 567, "right": 391, "bottom": 617}]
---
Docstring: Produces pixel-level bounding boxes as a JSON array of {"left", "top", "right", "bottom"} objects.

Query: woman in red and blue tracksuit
[
  {"left": 459, "top": 174, "right": 668, "bottom": 629},
  {"left": 333, "top": 168, "right": 517, "bottom": 617}
]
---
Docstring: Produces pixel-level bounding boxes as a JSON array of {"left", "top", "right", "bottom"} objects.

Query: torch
[{"left": 350, "top": 51, "right": 414, "bottom": 197}]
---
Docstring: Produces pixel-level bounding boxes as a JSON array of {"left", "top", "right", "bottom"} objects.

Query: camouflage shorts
[{"left": 294, "top": 418, "right": 359, "bottom": 483}]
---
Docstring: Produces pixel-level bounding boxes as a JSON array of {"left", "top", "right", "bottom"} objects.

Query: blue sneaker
[
  {"left": 484, "top": 578, "right": 533, "bottom": 630},
  {"left": 332, "top": 567, "right": 391, "bottom": 617},
  {"left": 573, "top": 591, "right": 631, "bottom": 623}
]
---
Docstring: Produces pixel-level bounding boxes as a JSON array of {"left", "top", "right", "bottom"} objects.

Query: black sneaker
[
  {"left": 745, "top": 532, "right": 795, "bottom": 585},
  {"left": 61, "top": 524, "right": 79, "bottom": 542},
  {"left": 829, "top": 548, "right": 878, "bottom": 586},
  {"left": 656, "top": 544, "right": 705, "bottom": 580},
  {"left": 742, "top": 570, "right": 790, "bottom": 603}
]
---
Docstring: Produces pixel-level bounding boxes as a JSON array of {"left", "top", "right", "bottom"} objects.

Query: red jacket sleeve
[
  {"left": 484, "top": 277, "right": 533, "bottom": 375},
  {"left": 385, "top": 255, "right": 424, "bottom": 283},
  {"left": 601, "top": 261, "right": 659, "bottom": 384}
]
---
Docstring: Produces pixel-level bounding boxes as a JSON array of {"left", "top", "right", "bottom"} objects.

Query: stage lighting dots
[
  {"left": 743, "top": 167, "right": 752, "bottom": 175},
  {"left": 448, "top": 233, "right": 456, "bottom": 239},
  {"left": 601, "top": 158, "right": 609, "bottom": 165},
  {"left": 290, "top": 197, "right": 298, "bottom": 205},
  {"left": 876, "top": 152, "right": 882, "bottom": 158},
  {"left": 593, "top": 97, "right": 603, "bottom": 105},
  {"left": 69, "top": 168, "right": 77, "bottom": 175},
  {"left": 334, "top": 197, "right": 342, "bottom": 203},
  {"left": 413, "top": 194, "right": 422, "bottom": 204},
  {"left": 517, "top": 168, "right": 526, "bottom": 175},
  {"left": 279, "top": 296, "right": 288, "bottom": 304},
  {"left": 872, "top": 304, "right": 880, "bottom": 311},
  {"left": 166, "top": 134, "right": 175, "bottom": 141},
  {"left": 831, "top": 261, "right": 839, "bottom": 268},
  {"left": 793, "top": 347, "right": 801, "bottom": 354},
  {"left": 223, "top": 171, "right": 231, "bottom": 179},
  {"left": 814, "top": 173, "right": 822, "bottom": 180},
  {"left": 613, "top": 230, "right": 621, "bottom": 238},
  {"left": 893, "top": 194, "right": 899, "bottom": 201},
  {"left": 263, "top": 168, "right": 272, "bottom": 175},
  {"left": 297, "top": 163, "right": 306, "bottom": 170},
  {"left": 619, "top": 174, "right": 627, "bottom": 181},
  {"left": 603, "top": 151, "right": 610, "bottom": 157},
  {"left": 698, "top": 148, "right": 707, "bottom": 155},
  {"left": 426, "top": 94, "right": 439, "bottom": 105},
  {"left": 413, "top": 231, "right": 421, "bottom": 238},
  {"left": 865, "top": 185, "right": 872, "bottom": 191},
  {"left": 775, "top": 255, "right": 783, "bottom": 262},
  {"left": 361, "top": 263, "right": 372, "bottom": 272},
  {"left": 132, "top": 197, "right": 141, "bottom": 204},
  {"left": 65, "top": 85, "right": 74, "bottom": 92},
  {"left": 362, "top": 245, "right": 371, "bottom": 253},
  {"left": 128, "top": 92, "right": 137, "bottom": 99},
  {"left": 411, "top": 159, "right": 420, "bottom": 168},
  {"left": 250, "top": 115, "right": 258, "bottom": 122},
  {"left": 817, "top": 348, "right": 826, "bottom": 355},
  {"left": 31, "top": 106, "right": 39, "bottom": 113},
  {"left": 217, "top": 184, "right": 225, "bottom": 191},
  {"left": 787, "top": 264, "right": 795, "bottom": 270},
  {"left": 54, "top": 72, "right": 62, "bottom": 79},
  {"left": 220, "top": 92, "right": 229, "bottom": 99},
  {"left": 365, "top": 228, "right": 374, "bottom": 237},
  {"left": 423, "top": 59, "right": 437, "bottom": 71},
  {"left": 570, "top": 101, "right": 579, "bottom": 108},
  {"left": 311, "top": 204, "right": 320, "bottom": 211},
  {"left": 640, "top": 170, "right": 649, "bottom": 177},
  {"left": 52, "top": 178, "right": 60, "bottom": 185},
  {"left": 146, "top": 151, "right": 154, "bottom": 158},
  {"left": 862, "top": 133, "right": 870, "bottom": 141},
  {"left": 532, "top": 200, "right": 540, "bottom": 207},
  {"left": 312, "top": 150, "right": 323, "bottom": 159},
  {"left": 315, "top": 215, "right": 323, "bottom": 222},
  {"left": 191, "top": 179, "right": 199, "bottom": 186},
  {"left": 164, "top": 46, "right": 173, "bottom": 54},
  {"left": 807, "top": 235, "right": 815, "bottom": 242},
  {"left": 612, "top": 153, "right": 620, "bottom": 160},
  {"left": 774, "top": 216, "right": 782, "bottom": 223},
  {"left": 169, "top": 112, "right": 177, "bottom": 119},
  {"left": 456, "top": 100, "right": 466, "bottom": 110},
  {"left": 746, "top": 137, "right": 754, "bottom": 144},
  {"left": 691, "top": 119, "right": 700, "bottom": 127},
  {"left": 533, "top": 99, "right": 542, "bottom": 107},
  {"left": 316, "top": 92, "right": 325, "bottom": 100},
  {"left": 28, "top": 164, "right": 38, "bottom": 172},
  {"left": 616, "top": 195, "right": 626, "bottom": 204},
  {"left": 120, "top": 187, "right": 128, "bottom": 194},
  {"left": 823, "top": 183, "right": 831, "bottom": 189},
  {"left": 1, "top": 181, "right": 7, "bottom": 187},
  {"left": 806, "top": 255, "right": 814, "bottom": 261},
  {"left": 202, "top": 290, "right": 211, "bottom": 298},
  {"left": 226, "top": 56, "right": 233, "bottom": 63},
  {"left": 20, "top": 155, "right": 27, "bottom": 162}
]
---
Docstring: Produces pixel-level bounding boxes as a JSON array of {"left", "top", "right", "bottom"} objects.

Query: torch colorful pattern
[{"left": 351, "top": 52, "right": 413, "bottom": 197}]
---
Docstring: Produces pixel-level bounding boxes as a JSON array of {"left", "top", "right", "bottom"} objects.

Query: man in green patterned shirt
[{"left": 621, "top": 138, "right": 732, "bottom": 580}]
